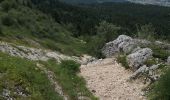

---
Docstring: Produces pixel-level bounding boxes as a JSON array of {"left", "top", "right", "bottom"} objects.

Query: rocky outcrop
[
  {"left": 127, "top": 48, "right": 153, "bottom": 71},
  {"left": 80, "top": 55, "right": 96, "bottom": 65},
  {"left": 102, "top": 35, "right": 137, "bottom": 57},
  {"left": 130, "top": 64, "right": 160, "bottom": 81},
  {"left": 0, "top": 41, "right": 84, "bottom": 63},
  {"left": 102, "top": 35, "right": 155, "bottom": 70},
  {"left": 0, "top": 41, "right": 97, "bottom": 65}
]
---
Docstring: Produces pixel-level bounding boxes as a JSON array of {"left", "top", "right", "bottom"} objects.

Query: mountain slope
[
  {"left": 60, "top": 0, "right": 170, "bottom": 7},
  {"left": 59, "top": 0, "right": 127, "bottom": 4},
  {"left": 127, "top": 0, "right": 170, "bottom": 7},
  {"left": 0, "top": 0, "right": 87, "bottom": 56}
]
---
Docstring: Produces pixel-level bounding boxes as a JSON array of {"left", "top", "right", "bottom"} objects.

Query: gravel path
[{"left": 80, "top": 58, "right": 146, "bottom": 100}]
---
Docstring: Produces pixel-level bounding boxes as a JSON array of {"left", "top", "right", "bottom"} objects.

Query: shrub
[
  {"left": 145, "top": 44, "right": 170, "bottom": 61},
  {"left": 0, "top": 23, "right": 3, "bottom": 35},
  {"left": 117, "top": 55, "right": 129, "bottom": 69},
  {"left": 1, "top": 0, "right": 17, "bottom": 11},
  {"left": 153, "top": 50, "right": 169, "bottom": 61},
  {"left": 87, "top": 36, "right": 106, "bottom": 58},
  {"left": 149, "top": 67, "right": 170, "bottom": 100},
  {"left": 144, "top": 58, "right": 157, "bottom": 67},
  {"left": 1, "top": 14, "right": 15, "bottom": 26},
  {"left": 96, "top": 21, "right": 121, "bottom": 42},
  {"left": 137, "top": 24, "right": 156, "bottom": 41},
  {"left": 60, "top": 60, "right": 81, "bottom": 74}
]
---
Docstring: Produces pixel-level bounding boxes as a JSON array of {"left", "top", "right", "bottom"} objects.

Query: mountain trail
[{"left": 80, "top": 58, "right": 147, "bottom": 100}]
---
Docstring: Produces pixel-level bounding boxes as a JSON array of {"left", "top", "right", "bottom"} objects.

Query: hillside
[
  {"left": 59, "top": 0, "right": 170, "bottom": 7},
  {"left": 127, "top": 0, "right": 170, "bottom": 7},
  {"left": 30, "top": 0, "right": 170, "bottom": 41},
  {"left": 0, "top": 0, "right": 170, "bottom": 100},
  {"left": 0, "top": 0, "right": 88, "bottom": 56},
  {"left": 59, "top": 0, "right": 127, "bottom": 4}
]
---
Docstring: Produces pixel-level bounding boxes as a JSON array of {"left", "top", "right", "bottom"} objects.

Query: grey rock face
[
  {"left": 102, "top": 35, "right": 136, "bottom": 57},
  {"left": 127, "top": 48, "right": 153, "bottom": 71},
  {"left": 1, "top": 89, "right": 14, "bottom": 100},
  {"left": 130, "top": 64, "right": 160, "bottom": 83},
  {"left": 0, "top": 41, "right": 81, "bottom": 63},
  {"left": 130, "top": 65, "right": 149, "bottom": 79}
]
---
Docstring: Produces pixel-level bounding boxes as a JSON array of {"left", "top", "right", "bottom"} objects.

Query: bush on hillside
[
  {"left": 117, "top": 55, "right": 129, "bottom": 69},
  {"left": 149, "top": 67, "right": 170, "bottom": 100},
  {"left": 153, "top": 50, "right": 169, "bottom": 61},
  {"left": 0, "top": 23, "right": 3, "bottom": 35},
  {"left": 144, "top": 58, "right": 157, "bottom": 67},
  {"left": 87, "top": 36, "right": 106, "bottom": 58},
  {"left": 149, "top": 45, "right": 170, "bottom": 61},
  {"left": 96, "top": 21, "right": 121, "bottom": 42},
  {"left": 60, "top": 60, "right": 81, "bottom": 74},
  {"left": 1, "top": 14, "right": 15, "bottom": 26},
  {"left": 141, "top": 44, "right": 170, "bottom": 61},
  {"left": 1, "top": 0, "right": 17, "bottom": 11},
  {"left": 137, "top": 24, "right": 156, "bottom": 41}
]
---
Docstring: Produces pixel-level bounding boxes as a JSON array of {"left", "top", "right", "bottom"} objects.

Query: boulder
[
  {"left": 129, "top": 64, "right": 160, "bottom": 83},
  {"left": 127, "top": 48, "right": 153, "bottom": 71},
  {"left": 80, "top": 55, "right": 96, "bottom": 65},
  {"left": 130, "top": 65, "right": 149, "bottom": 79},
  {"left": 102, "top": 35, "right": 136, "bottom": 57},
  {"left": 118, "top": 40, "right": 136, "bottom": 54}
]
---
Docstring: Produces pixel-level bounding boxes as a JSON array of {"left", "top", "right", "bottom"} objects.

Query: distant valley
[
  {"left": 127, "top": 0, "right": 170, "bottom": 7},
  {"left": 59, "top": 0, "right": 170, "bottom": 7}
]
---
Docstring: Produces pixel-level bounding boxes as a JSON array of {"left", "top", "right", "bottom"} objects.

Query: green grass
[
  {"left": 116, "top": 55, "right": 129, "bottom": 69},
  {"left": 148, "top": 66, "right": 170, "bottom": 100},
  {"left": 41, "top": 60, "right": 98, "bottom": 100},
  {"left": 0, "top": 52, "right": 63, "bottom": 100},
  {"left": 140, "top": 44, "right": 170, "bottom": 61},
  {"left": 144, "top": 58, "right": 158, "bottom": 67},
  {"left": 40, "top": 38, "right": 87, "bottom": 56}
]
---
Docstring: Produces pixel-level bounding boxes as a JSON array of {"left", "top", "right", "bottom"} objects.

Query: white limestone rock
[
  {"left": 127, "top": 48, "right": 153, "bottom": 71},
  {"left": 102, "top": 35, "right": 135, "bottom": 57}
]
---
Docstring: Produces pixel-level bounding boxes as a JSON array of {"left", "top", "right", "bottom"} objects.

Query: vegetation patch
[
  {"left": 149, "top": 66, "right": 170, "bottom": 100},
  {"left": 141, "top": 44, "right": 170, "bottom": 61},
  {"left": 0, "top": 52, "right": 62, "bottom": 100},
  {"left": 117, "top": 55, "right": 130, "bottom": 69},
  {"left": 144, "top": 58, "right": 158, "bottom": 67},
  {"left": 41, "top": 60, "right": 98, "bottom": 100}
]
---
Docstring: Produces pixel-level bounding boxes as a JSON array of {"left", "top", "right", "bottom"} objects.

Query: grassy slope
[
  {"left": 0, "top": 52, "right": 63, "bottom": 100},
  {"left": 0, "top": 1, "right": 96, "bottom": 99},
  {"left": 41, "top": 60, "right": 98, "bottom": 100},
  {"left": 0, "top": 52, "right": 97, "bottom": 100},
  {"left": 0, "top": 0, "right": 87, "bottom": 56}
]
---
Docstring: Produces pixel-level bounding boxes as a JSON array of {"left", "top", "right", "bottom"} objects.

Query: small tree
[
  {"left": 1, "top": 0, "right": 17, "bottom": 12},
  {"left": 1, "top": 14, "right": 15, "bottom": 26},
  {"left": 137, "top": 24, "right": 156, "bottom": 41},
  {"left": 0, "top": 23, "right": 3, "bottom": 35},
  {"left": 149, "top": 67, "right": 170, "bottom": 99},
  {"left": 87, "top": 36, "right": 106, "bottom": 58},
  {"left": 96, "top": 21, "right": 121, "bottom": 42}
]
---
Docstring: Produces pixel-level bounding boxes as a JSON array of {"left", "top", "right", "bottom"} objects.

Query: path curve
[{"left": 80, "top": 58, "right": 146, "bottom": 100}]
